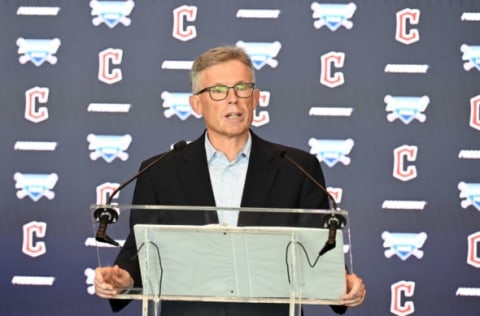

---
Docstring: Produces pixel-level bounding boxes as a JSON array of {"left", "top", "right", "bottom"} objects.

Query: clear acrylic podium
[{"left": 90, "top": 204, "right": 351, "bottom": 316}]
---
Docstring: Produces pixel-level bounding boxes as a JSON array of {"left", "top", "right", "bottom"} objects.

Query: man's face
[{"left": 189, "top": 60, "right": 259, "bottom": 142}]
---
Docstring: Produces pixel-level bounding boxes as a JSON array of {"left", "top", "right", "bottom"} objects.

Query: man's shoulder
[
  {"left": 252, "top": 133, "right": 315, "bottom": 162},
  {"left": 140, "top": 134, "right": 205, "bottom": 168}
]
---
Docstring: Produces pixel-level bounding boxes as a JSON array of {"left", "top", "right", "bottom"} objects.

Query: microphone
[
  {"left": 280, "top": 151, "right": 346, "bottom": 255},
  {"left": 94, "top": 140, "right": 187, "bottom": 246}
]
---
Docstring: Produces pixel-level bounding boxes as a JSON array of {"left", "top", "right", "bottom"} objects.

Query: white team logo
[
  {"left": 458, "top": 182, "right": 480, "bottom": 211},
  {"left": 84, "top": 268, "right": 96, "bottom": 294},
  {"left": 320, "top": 51, "right": 345, "bottom": 88},
  {"left": 385, "top": 95, "right": 429, "bottom": 124},
  {"left": 327, "top": 187, "right": 343, "bottom": 204},
  {"left": 395, "top": 8, "right": 420, "bottom": 45},
  {"left": 467, "top": 232, "right": 480, "bottom": 268},
  {"left": 14, "top": 173, "right": 58, "bottom": 202},
  {"left": 309, "top": 138, "right": 354, "bottom": 167},
  {"left": 470, "top": 95, "right": 480, "bottom": 130},
  {"left": 311, "top": 2, "right": 356, "bottom": 31},
  {"left": 17, "top": 38, "right": 61, "bottom": 66},
  {"left": 252, "top": 91, "right": 270, "bottom": 127},
  {"left": 390, "top": 280, "right": 415, "bottom": 316},
  {"left": 25, "top": 87, "right": 49, "bottom": 123},
  {"left": 90, "top": 0, "right": 135, "bottom": 28},
  {"left": 236, "top": 41, "right": 282, "bottom": 70},
  {"left": 461, "top": 44, "right": 480, "bottom": 71},
  {"left": 98, "top": 48, "right": 123, "bottom": 84},
  {"left": 393, "top": 145, "right": 418, "bottom": 182},
  {"left": 87, "top": 134, "right": 132, "bottom": 163},
  {"left": 172, "top": 5, "right": 197, "bottom": 41},
  {"left": 23, "top": 221, "right": 47, "bottom": 258},
  {"left": 162, "top": 91, "right": 201, "bottom": 120},
  {"left": 96, "top": 182, "right": 120, "bottom": 205},
  {"left": 382, "top": 231, "right": 427, "bottom": 261}
]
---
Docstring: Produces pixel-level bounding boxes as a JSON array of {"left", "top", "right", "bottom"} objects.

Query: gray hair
[{"left": 190, "top": 46, "right": 255, "bottom": 93}]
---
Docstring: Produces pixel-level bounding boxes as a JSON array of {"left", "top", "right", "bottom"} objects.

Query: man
[{"left": 95, "top": 46, "right": 366, "bottom": 315}]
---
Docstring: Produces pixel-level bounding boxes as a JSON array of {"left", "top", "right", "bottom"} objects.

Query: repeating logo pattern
[{"left": 6, "top": 1, "right": 480, "bottom": 314}]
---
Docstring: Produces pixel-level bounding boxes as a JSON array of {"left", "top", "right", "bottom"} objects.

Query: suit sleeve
[{"left": 109, "top": 159, "right": 159, "bottom": 312}]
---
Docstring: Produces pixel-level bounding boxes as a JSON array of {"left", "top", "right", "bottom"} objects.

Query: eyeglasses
[{"left": 195, "top": 82, "right": 255, "bottom": 101}]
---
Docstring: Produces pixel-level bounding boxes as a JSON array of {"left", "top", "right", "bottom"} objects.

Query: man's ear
[{"left": 189, "top": 95, "right": 202, "bottom": 115}]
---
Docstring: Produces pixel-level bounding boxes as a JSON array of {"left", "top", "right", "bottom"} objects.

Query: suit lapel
[
  {"left": 178, "top": 133, "right": 218, "bottom": 224},
  {"left": 238, "top": 133, "right": 279, "bottom": 226}
]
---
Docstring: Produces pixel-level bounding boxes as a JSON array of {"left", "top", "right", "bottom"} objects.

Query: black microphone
[
  {"left": 94, "top": 140, "right": 187, "bottom": 246},
  {"left": 280, "top": 151, "right": 346, "bottom": 255}
]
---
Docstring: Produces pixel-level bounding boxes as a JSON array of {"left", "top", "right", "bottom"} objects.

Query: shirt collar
[{"left": 205, "top": 131, "right": 252, "bottom": 163}]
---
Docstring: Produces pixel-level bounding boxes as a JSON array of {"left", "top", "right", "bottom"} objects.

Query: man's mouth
[{"left": 225, "top": 113, "right": 242, "bottom": 118}]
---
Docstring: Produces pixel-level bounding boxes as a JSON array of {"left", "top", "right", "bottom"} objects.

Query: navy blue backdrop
[{"left": 1, "top": 1, "right": 479, "bottom": 315}]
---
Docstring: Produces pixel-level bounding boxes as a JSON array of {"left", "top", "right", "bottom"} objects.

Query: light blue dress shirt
[{"left": 205, "top": 132, "right": 251, "bottom": 226}]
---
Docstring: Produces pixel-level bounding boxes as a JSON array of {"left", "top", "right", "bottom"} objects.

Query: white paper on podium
[{"left": 134, "top": 224, "right": 346, "bottom": 304}]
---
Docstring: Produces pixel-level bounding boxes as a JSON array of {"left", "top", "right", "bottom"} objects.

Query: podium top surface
[{"left": 91, "top": 204, "right": 348, "bottom": 216}]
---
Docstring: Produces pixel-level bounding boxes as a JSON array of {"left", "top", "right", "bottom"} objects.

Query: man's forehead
[{"left": 201, "top": 60, "right": 253, "bottom": 84}]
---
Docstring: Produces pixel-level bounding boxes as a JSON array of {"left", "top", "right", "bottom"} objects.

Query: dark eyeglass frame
[{"left": 194, "top": 82, "right": 256, "bottom": 101}]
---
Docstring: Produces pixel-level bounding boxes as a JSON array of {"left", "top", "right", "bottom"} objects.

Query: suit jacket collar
[
  {"left": 178, "top": 130, "right": 281, "bottom": 226},
  {"left": 239, "top": 131, "right": 281, "bottom": 225}
]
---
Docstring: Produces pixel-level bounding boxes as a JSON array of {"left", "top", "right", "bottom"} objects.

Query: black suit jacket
[{"left": 111, "top": 131, "right": 346, "bottom": 315}]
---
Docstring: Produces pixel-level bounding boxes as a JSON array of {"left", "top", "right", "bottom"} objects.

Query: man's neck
[{"left": 206, "top": 131, "right": 249, "bottom": 162}]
